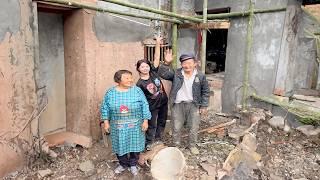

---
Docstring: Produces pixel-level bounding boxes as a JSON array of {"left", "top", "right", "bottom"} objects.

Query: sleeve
[
  {"left": 150, "top": 63, "right": 159, "bottom": 72},
  {"left": 100, "top": 91, "right": 110, "bottom": 120},
  {"left": 200, "top": 75, "right": 210, "bottom": 108},
  {"left": 136, "top": 87, "right": 152, "bottom": 120},
  {"left": 158, "top": 64, "right": 175, "bottom": 81}
]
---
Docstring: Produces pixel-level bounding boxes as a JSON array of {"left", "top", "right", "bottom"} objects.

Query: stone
[
  {"left": 37, "top": 169, "right": 53, "bottom": 178},
  {"left": 284, "top": 123, "right": 291, "bottom": 132},
  {"left": 200, "top": 174, "right": 215, "bottom": 180},
  {"left": 79, "top": 160, "right": 95, "bottom": 173},
  {"left": 269, "top": 173, "right": 283, "bottom": 180},
  {"left": 190, "top": 146, "right": 200, "bottom": 155},
  {"left": 241, "top": 133, "right": 257, "bottom": 151},
  {"left": 220, "top": 162, "right": 253, "bottom": 180},
  {"left": 296, "top": 125, "right": 320, "bottom": 136},
  {"left": 268, "top": 116, "right": 285, "bottom": 129},
  {"left": 265, "top": 110, "right": 273, "bottom": 118},
  {"left": 200, "top": 163, "right": 217, "bottom": 177},
  {"left": 250, "top": 108, "right": 266, "bottom": 123}
]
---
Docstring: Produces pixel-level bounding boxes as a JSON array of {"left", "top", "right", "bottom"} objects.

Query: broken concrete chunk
[
  {"left": 221, "top": 162, "right": 253, "bottom": 180},
  {"left": 37, "top": 169, "right": 53, "bottom": 178},
  {"left": 269, "top": 173, "right": 283, "bottom": 180},
  {"left": 79, "top": 160, "right": 95, "bottom": 173},
  {"left": 296, "top": 125, "right": 320, "bottom": 136},
  {"left": 268, "top": 116, "right": 285, "bottom": 129},
  {"left": 241, "top": 133, "right": 257, "bottom": 151},
  {"left": 200, "top": 163, "right": 217, "bottom": 177},
  {"left": 200, "top": 174, "right": 215, "bottom": 180}
]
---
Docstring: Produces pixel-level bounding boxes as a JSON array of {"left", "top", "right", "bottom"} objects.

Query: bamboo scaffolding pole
[
  {"left": 171, "top": 0, "right": 178, "bottom": 68},
  {"left": 101, "top": 0, "right": 202, "bottom": 23},
  {"left": 251, "top": 94, "right": 320, "bottom": 125},
  {"left": 242, "top": 0, "right": 254, "bottom": 110},
  {"left": 39, "top": 0, "right": 183, "bottom": 24},
  {"left": 200, "top": 0, "right": 208, "bottom": 73},
  {"left": 195, "top": 7, "right": 286, "bottom": 19}
]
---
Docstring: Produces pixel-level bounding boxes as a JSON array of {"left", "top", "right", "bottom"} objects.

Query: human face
[
  {"left": 181, "top": 59, "right": 197, "bottom": 73},
  {"left": 138, "top": 62, "right": 150, "bottom": 75},
  {"left": 119, "top": 73, "right": 133, "bottom": 88}
]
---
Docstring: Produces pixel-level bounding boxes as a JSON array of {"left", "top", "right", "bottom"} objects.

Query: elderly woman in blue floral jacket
[{"left": 100, "top": 70, "right": 151, "bottom": 176}]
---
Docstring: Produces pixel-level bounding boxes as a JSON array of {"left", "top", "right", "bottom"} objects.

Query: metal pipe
[
  {"left": 242, "top": 0, "right": 254, "bottom": 110},
  {"left": 200, "top": 0, "right": 208, "bottom": 73},
  {"left": 39, "top": 0, "right": 183, "bottom": 24},
  {"left": 171, "top": 0, "right": 178, "bottom": 68},
  {"left": 101, "top": 0, "right": 202, "bottom": 23},
  {"left": 195, "top": 7, "right": 286, "bottom": 19}
]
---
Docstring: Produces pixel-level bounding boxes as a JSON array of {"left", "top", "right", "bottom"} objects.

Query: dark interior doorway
[{"left": 205, "top": 29, "right": 228, "bottom": 74}]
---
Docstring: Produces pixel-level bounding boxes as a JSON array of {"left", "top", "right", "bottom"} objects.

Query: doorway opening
[
  {"left": 197, "top": 8, "right": 230, "bottom": 112},
  {"left": 36, "top": 2, "right": 76, "bottom": 136}
]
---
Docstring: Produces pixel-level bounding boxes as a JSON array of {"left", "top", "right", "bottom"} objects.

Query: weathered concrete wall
[
  {"left": 38, "top": 12, "right": 66, "bottom": 135},
  {"left": 94, "top": 0, "right": 169, "bottom": 42},
  {"left": 0, "top": 0, "right": 37, "bottom": 177},
  {"left": 177, "top": 0, "right": 198, "bottom": 65},
  {"left": 293, "top": 9, "right": 320, "bottom": 90},
  {"left": 197, "top": 0, "right": 288, "bottom": 112},
  {"left": 274, "top": 0, "right": 302, "bottom": 96}
]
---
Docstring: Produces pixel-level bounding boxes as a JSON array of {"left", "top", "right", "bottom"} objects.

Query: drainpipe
[
  {"left": 242, "top": 0, "right": 254, "bottom": 110},
  {"left": 200, "top": 0, "right": 208, "bottom": 73},
  {"left": 171, "top": 0, "right": 178, "bottom": 68}
]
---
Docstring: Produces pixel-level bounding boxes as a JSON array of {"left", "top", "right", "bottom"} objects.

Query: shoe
[
  {"left": 189, "top": 146, "right": 200, "bottom": 155},
  {"left": 114, "top": 165, "right": 126, "bottom": 174},
  {"left": 146, "top": 144, "right": 152, "bottom": 151},
  {"left": 129, "top": 166, "right": 139, "bottom": 176}
]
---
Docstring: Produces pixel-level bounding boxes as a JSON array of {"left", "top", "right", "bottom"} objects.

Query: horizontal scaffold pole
[
  {"left": 101, "top": 0, "right": 202, "bottom": 23},
  {"left": 195, "top": 7, "right": 286, "bottom": 19},
  {"left": 39, "top": 0, "right": 183, "bottom": 24}
]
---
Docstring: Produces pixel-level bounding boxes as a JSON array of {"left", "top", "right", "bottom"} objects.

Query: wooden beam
[{"left": 178, "top": 21, "right": 230, "bottom": 29}]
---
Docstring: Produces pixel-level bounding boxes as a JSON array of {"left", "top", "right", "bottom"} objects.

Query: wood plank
[{"left": 178, "top": 21, "right": 230, "bottom": 29}]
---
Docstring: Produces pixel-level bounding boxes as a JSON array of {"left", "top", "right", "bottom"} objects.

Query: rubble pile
[{"left": 4, "top": 109, "right": 320, "bottom": 180}]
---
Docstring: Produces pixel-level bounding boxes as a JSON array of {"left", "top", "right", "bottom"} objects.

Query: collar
[{"left": 182, "top": 69, "right": 197, "bottom": 79}]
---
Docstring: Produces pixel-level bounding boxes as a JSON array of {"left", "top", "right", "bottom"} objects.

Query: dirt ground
[{"left": 3, "top": 111, "right": 320, "bottom": 180}]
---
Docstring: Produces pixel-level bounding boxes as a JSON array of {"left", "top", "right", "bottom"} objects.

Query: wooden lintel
[
  {"left": 36, "top": 1, "right": 78, "bottom": 10},
  {"left": 178, "top": 21, "right": 230, "bottom": 29}
]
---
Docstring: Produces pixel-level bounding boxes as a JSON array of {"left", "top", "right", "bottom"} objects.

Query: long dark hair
[{"left": 136, "top": 59, "right": 151, "bottom": 73}]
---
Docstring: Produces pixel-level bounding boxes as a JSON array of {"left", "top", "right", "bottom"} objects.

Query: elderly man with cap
[{"left": 158, "top": 50, "right": 210, "bottom": 154}]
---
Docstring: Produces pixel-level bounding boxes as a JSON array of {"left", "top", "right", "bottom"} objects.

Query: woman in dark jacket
[{"left": 136, "top": 37, "right": 168, "bottom": 149}]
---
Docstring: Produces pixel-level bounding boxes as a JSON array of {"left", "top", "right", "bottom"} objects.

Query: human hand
[
  {"left": 164, "top": 48, "right": 173, "bottom": 64},
  {"left": 141, "top": 120, "right": 148, "bottom": 131},
  {"left": 155, "top": 36, "right": 163, "bottom": 45},
  {"left": 103, "top": 121, "right": 110, "bottom": 133},
  {"left": 199, "top": 107, "right": 208, "bottom": 116}
]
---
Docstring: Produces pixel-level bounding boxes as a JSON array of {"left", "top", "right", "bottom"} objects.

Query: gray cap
[{"left": 179, "top": 53, "right": 195, "bottom": 62}]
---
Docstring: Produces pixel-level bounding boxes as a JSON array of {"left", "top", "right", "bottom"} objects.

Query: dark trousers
[
  {"left": 146, "top": 103, "right": 168, "bottom": 145},
  {"left": 116, "top": 152, "right": 140, "bottom": 167},
  {"left": 172, "top": 102, "right": 200, "bottom": 147}
]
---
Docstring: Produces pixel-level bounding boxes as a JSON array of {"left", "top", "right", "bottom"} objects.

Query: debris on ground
[
  {"left": 3, "top": 109, "right": 320, "bottom": 180},
  {"left": 37, "top": 169, "right": 53, "bottom": 178}
]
